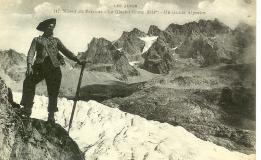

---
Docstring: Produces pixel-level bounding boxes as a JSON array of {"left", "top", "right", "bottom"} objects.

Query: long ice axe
[{"left": 68, "top": 62, "right": 86, "bottom": 133}]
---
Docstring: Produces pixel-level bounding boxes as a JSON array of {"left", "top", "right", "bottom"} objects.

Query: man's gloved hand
[
  {"left": 59, "top": 58, "right": 66, "bottom": 66},
  {"left": 26, "top": 64, "right": 33, "bottom": 77},
  {"left": 76, "top": 58, "right": 87, "bottom": 65}
]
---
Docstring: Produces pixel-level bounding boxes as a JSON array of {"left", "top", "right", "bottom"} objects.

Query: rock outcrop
[{"left": 0, "top": 77, "right": 84, "bottom": 160}]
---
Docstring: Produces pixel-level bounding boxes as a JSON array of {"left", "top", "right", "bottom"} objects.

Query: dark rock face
[
  {"left": 0, "top": 49, "right": 26, "bottom": 81},
  {"left": 0, "top": 78, "right": 84, "bottom": 160},
  {"left": 114, "top": 28, "right": 146, "bottom": 61},
  {"left": 79, "top": 38, "right": 139, "bottom": 78},
  {"left": 103, "top": 64, "right": 256, "bottom": 154},
  {"left": 142, "top": 38, "right": 175, "bottom": 74}
]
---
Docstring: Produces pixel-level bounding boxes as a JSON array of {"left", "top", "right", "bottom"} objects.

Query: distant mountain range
[
  {"left": 79, "top": 19, "right": 255, "bottom": 74},
  {"left": 0, "top": 19, "right": 255, "bottom": 78},
  {"left": 0, "top": 19, "right": 255, "bottom": 84}
]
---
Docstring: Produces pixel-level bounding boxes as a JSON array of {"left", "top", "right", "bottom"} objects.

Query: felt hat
[{"left": 36, "top": 18, "right": 56, "bottom": 31}]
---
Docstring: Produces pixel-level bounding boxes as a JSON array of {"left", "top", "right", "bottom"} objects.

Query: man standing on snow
[{"left": 20, "top": 18, "right": 85, "bottom": 123}]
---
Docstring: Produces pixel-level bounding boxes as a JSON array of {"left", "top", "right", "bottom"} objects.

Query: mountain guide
[{"left": 19, "top": 18, "right": 85, "bottom": 123}]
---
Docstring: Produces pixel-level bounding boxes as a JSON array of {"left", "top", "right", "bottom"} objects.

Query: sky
[{"left": 0, "top": 0, "right": 256, "bottom": 54}]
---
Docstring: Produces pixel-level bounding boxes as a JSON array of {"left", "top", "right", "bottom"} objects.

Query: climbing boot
[
  {"left": 20, "top": 107, "right": 32, "bottom": 118},
  {"left": 19, "top": 102, "right": 33, "bottom": 118}
]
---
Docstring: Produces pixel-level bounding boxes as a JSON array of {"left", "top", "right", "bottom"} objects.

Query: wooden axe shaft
[{"left": 68, "top": 63, "right": 86, "bottom": 133}]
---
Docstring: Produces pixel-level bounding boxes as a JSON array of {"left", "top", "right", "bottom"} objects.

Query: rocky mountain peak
[
  {"left": 114, "top": 28, "right": 146, "bottom": 61},
  {"left": 7, "top": 49, "right": 18, "bottom": 55},
  {"left": 0, "top": 49, "right": 26, "bottom": 65},
  {"left": 89, "top": 37, "right": 111, "bottom": 47},
  {"left": 0, "top": 49, "right": 26, "bottom": 81},
  {"left": 129, "top": 28, "right": 147, "bottom": 37},
  {"left": 148, "top": 25, "right": 162, "bottom": 36},
  {"left": 165, "top": 19, "right": 231, "bottom": 36},
  {"left": 165, "top": 23, "right": 182, "bottom": 33},
  {"left": 78, "top": 37, "right": 139, "bottom": 78},
  {"left": 119, "top": 28, "right": 146, "bottom": 40},
  {"left": 198, "top": 19, "right": 231, "bottom": 34}
]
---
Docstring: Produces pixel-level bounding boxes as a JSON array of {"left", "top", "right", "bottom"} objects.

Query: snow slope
[
  {"left": 139, "top": 36, "right": 158, "bottom": 53},
  {"left": 13, "top": 92, "right": 254, "bottom": 160}
]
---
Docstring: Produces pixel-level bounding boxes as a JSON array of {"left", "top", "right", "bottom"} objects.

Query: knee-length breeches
[{"left": 20, "top": 57, "right": 62, "bottom": 112}]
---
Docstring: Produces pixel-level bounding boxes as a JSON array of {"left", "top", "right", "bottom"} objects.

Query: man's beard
[{"left": 45, "top": 30, "right": 53, "bottom": 36}]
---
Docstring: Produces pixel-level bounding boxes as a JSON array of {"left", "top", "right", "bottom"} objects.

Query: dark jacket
[{"left": 27, "top": 35, "right": 77, "bottom": 67}]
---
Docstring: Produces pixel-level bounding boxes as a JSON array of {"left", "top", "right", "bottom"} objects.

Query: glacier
[{"left": 13, "top": 92, "right": 255, "bottom": 160}]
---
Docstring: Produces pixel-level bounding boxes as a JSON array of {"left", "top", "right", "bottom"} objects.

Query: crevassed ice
[{"left": 13, "top": 92, "right": 254, "bottom": 160}]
